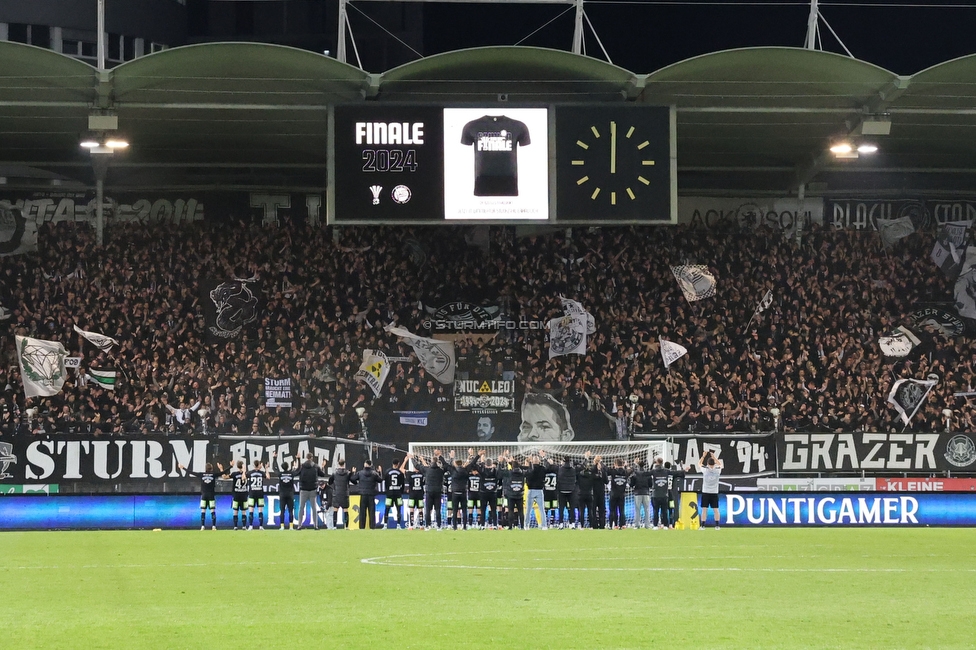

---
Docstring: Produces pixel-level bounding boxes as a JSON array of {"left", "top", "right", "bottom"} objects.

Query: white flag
[
  {"left": 887, "top": 378, "right": 937, "bottom": 426},
  {"left": 560, "top": 296, "right": 596, "bottom": 335},
  {"left": 877, "top": 216, "right": 916, "bottom": 248},
  {"left": 878, "top": 326, "right": 920, "bottom": 358},
  {"left": 660, "top": 338, "right": 688, "bottom": 368},
  {"left": 931, "top": 220, "right": 971, "bottom": 278},
  {"left": 953, "top": 246, "right": 976, "bottom": 319},
  {"left": 355, "top": 349, "right": 390, "bottom": 398},
  {"left": 384, "top": 325, "right": 455, "bottom": 384},
  {"left": 756, "top": 289, "right": 774, "bottom": 313},
  {"left": 548, "top": 314, "right": 587, "bottom": 358},
  {"left": 73, "top": 325, "right": 118, "bottom": 352},
  {"left": 15, "top": 335, "right": 68, "bottom": 398},
  {"left": 671, "top": 265, "right": 717, "bottom": 302}
]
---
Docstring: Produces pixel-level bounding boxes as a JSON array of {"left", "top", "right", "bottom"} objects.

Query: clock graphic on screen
[{"left": 570, "top": 120, "right": 657, "bottom": 206}]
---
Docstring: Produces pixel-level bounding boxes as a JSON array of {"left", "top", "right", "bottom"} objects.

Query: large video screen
[{"left": 331, "top": 104, "right": 673, "bottom": 224}]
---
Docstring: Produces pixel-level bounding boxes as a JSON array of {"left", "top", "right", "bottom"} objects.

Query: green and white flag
[
  {"left": 87, "top": 368, "right": 117, "bottom": 391},
  {"left": 73, "top": 324, "right": 118, "bottom": 352},
  {"left": 15, "top": 335, "right": 68, "bottom": 398}
]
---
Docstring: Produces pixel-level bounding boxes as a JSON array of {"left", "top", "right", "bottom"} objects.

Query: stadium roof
[{"left": 2, "top": 41, "right": 976, "bottom": 197}]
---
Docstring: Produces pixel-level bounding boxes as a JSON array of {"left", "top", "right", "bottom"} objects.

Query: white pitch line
[
  {"left": 2, "top": 560, "right": 321, "bottom": 571},
  {"left": 359, "top": 558, "right": 976, "bottom": 573}
]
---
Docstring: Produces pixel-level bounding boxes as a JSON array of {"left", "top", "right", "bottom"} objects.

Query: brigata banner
[
  {"left": 777, "top": 432, "right": 976, "bottom": 473},
  {"left": 454, "top": 376, "right": 516, "bottom": 414},
  {"left": 717, "top": 492, "right": 976, "bottom": 526}
]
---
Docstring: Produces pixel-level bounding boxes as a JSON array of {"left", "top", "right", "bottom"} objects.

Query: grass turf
[{"left": 0, "top": 527, "right": 972, "bottom": 649}]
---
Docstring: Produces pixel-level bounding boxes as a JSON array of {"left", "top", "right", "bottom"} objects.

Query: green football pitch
[{"left": 0, "top": 527, "right": 972, "bottom": 649}]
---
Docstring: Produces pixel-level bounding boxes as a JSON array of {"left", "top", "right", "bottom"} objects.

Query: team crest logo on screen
[
  {"left": 0, "top": 442, "right": 16, "bottom": 480},
  {"left": 369, "top": 185, "right": 383, "bottom": 205},
  {"left": 391, "top": 185, "right": 412, "bottom": 204},
  {"left": 945, "top": 435, "right": 976, "bottom": 468}
]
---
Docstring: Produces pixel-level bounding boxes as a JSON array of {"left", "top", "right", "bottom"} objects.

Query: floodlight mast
[{"left": 337, "top": 0, "right": 587, "bottom": 68}]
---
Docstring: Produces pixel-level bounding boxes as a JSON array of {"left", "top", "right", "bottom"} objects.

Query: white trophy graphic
[{"left": 369, "top": 185, "right": 383, "bottom": 205}]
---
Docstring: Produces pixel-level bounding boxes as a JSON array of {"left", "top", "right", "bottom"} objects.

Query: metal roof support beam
[{"left": 340, "top": 0, "right": 581, "bottom": 68}]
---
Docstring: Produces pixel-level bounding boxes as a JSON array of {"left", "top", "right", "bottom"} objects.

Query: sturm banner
[
  {"left": 778, "top": 432, "right": 976, "bottom": 473},
  {"left": 0, "top": 435, "right": 387, "bottom": 487}
]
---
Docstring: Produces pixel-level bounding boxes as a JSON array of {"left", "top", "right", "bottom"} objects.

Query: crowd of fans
[{"left": 1, "top": 216, "right": 974, "bottom": 438}]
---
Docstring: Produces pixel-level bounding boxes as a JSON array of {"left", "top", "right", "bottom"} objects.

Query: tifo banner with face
[{"left": 777, "top": 432, "right": 976, "bottom": 473}]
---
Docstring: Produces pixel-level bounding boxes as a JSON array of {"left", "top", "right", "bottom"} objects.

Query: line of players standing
[
  {"left": 183, "top": 448, "right": 696, "bottom": 530},
  {"left": 186, "top": 449, "right": 695, "bottom": 531}
]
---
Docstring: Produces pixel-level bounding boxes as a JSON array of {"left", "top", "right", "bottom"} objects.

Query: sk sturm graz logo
[
  {"left": 0, "top": 442, "right": 16, "bottom": 480},
  {"left": 944, "top": 435, "right": 976, "bottom": 468},
  {"left": 209, "top": 281, "right": 259, "bottom": 339},
  {"left": 20, "top": 338, "right": 65, "bottom": 390},
  {"left": 910, "top": 308, "right": 965, "bottom": 338},
  {"left": 549, "top": 315, "right": 584, "bottom": 355}
]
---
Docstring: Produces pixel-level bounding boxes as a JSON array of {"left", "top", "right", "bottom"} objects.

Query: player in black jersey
[
  {"left": 543, "top": 460, "right": 559, "bottom": 527},
  {"left": 466, "top": 449, "right": 482, "bottom": 528},
  {"left": 477, "top": 454, "right": 500, "bottom": 529},
  {"left": 442, "top": 465, "right": 453, "bottom": 529},
  {"left": 274, "top": 454, "right": 297, "bottom": 530},
  {"left": 608, "top": 459, "right": 631, "bottom": 529},
  {"left": 502, "top": 454, "right": 526, "bottom": 530},
  {"left": 404, "top": 456, "right": 426, "bottom": 529},
  {"left": 383, "top": 458, "right": 407, "bottom": 529},
  {"left": 247, "top": 459, "right": 270, "bottom": 530},
  {"left": 229, "top": 460, "right": 249, "bottom": 529},
  {"left": 179, "top": 462, "right": 225, "bottom": 529}
]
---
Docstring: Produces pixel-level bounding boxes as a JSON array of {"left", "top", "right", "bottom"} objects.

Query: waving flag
[{"left": 73, "top": 325, "right": 119, "bottom": 352}]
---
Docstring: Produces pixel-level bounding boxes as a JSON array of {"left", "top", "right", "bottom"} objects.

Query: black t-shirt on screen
[{"left": 460, "top": 116, "right": 530, "bottom": 196}]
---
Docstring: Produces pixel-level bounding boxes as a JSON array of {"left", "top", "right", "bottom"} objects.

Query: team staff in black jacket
[
  {"left": 650, "top": 457, "right": 671, "bottom": 529},
  {"left": 591, "top": 455, "right": 607, "bottom": 529},
  {"left": 350, "top": 460, "right": 382, "bottom": 529},
  {"left": 501, "top": 453, "right": 526, "bottom": 529},
  {"left": 296, "top": 453, "right": 326, "bottom": 529},
  {"left": 629, "top": 460, "right": 653, "bottom": 529},
  {"left": 276, "top": 456, "right": 298, "bottom": 530},
  {"left": 477, "top": 453, "right": 500, "bottom": 529},
  {"left": 556, "top": 456, "right": 578, "bottom": 528},
  {"left": 576, "top": 455, "right": 597, "bottom": 529},
  {"left": 445, "top": 451, "right": 477, "bottom": 530},
  {"left": 608, "top": 459, "right": 630, "bottom": 529},
  {"left": 417, "top": 450, "right": 448, "bottom": 529},
  {"left": 329, "top": 459, "right": 352, "bottom": 529},
  {"left": 524, "top": 452, "right": 549, "bottom": 529}
]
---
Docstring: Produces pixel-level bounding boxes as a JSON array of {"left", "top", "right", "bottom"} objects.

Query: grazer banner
[
  {"left": 718, "top": 492, "right": 976, "bottom": 526},
  {"left": 778, "top": 432, "right": 976, "bottom": 473},
  {"left": 0, "top": 435, "right": 392, "bottom": 488},
  {"left": 454, "top": 377, "right": 517, "bottom": 414},
  {"left": 827, "top": 198, "right": 976, "bottom": 232}
]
